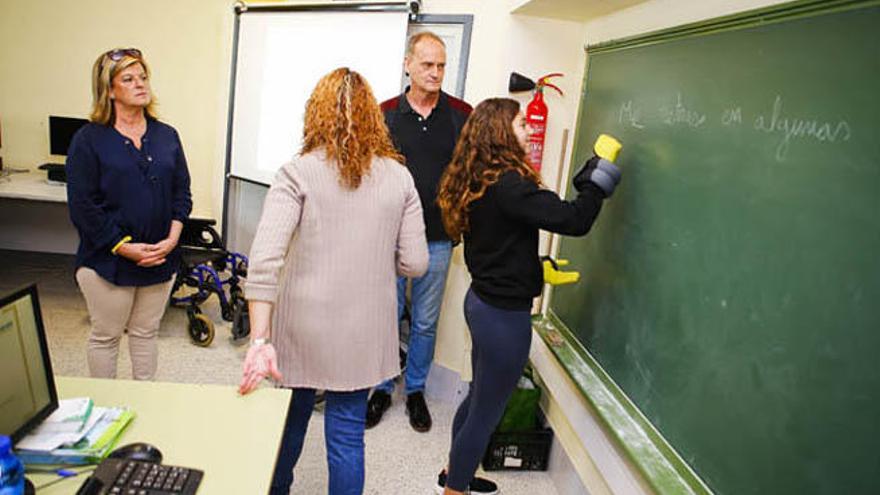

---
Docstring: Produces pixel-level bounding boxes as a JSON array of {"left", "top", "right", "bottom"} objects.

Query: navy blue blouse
[{"left": 66, "top": 118, "right": 192, "bottom": 287}]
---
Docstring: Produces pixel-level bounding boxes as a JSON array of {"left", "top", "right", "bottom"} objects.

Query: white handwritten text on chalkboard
[
  {"left": 619, "top": 100, "right": 645, "bottom": 129},
  {"left": 616, "top": 94, "right": 852, "bottom": 161},
  {"left": 661, "top": 93, "right": 706, "bottom": 127},
  {"left": 754, "top": 95, "right": 852, "bottom": 161}
]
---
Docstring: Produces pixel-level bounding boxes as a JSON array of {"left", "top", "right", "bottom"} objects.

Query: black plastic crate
[{"left": 481, "top": 428, "right": 553, "bottom": 471}]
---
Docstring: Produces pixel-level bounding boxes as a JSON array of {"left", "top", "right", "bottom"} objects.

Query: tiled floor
[{"left": 1, "top": 249, "right": 559, "bottom": 494}]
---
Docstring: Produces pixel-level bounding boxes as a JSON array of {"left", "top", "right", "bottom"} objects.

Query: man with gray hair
[
  {"left": 368, "top": 32, "right": 471, "bottom": 434},
  {"left": 368, "top": 30, "right": 498, "bottom": 495}
]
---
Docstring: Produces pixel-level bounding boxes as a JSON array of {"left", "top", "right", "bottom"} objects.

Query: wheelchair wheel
[
  {"left": 231, "top": 296, "right": 250, "bottom": 340},
  {"left": 188, "top": 313, "right": 215, "bottom": 347}
]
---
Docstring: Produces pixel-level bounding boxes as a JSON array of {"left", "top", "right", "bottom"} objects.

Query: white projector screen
[{"left": 229, "top": 11, "right": 409, "bottom": 185}]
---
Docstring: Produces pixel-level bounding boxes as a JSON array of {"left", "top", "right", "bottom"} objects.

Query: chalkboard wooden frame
[
  {"left": 587, "top": 0, "right": 874, "bottom": 56},
  {"left": 538, "top": 0, "right": 879, "bottom": 494},
  {"left": 534, "top": 312, "right": 711, "bottom": 494}
]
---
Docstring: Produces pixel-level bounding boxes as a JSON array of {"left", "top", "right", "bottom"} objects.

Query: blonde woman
[
  {"left": 239, "top": 68, "right": 429, "bottom": 495},
  {"left": 67, "top": 48, "right": 192, "bottom": 381}
]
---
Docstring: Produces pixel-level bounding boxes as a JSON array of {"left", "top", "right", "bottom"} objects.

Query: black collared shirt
[{"left": 381, "top": 90, "right": 472, "bottom": 241}]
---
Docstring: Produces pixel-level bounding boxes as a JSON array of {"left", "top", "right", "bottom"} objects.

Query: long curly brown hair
[
  {"left": 301, "top": 68, "right": 402, "bottom": 188},
  {"left": 438, "top": 98, "right": 541, "bottom": 241}
]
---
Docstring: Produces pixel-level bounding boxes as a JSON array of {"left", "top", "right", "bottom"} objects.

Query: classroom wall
[
  {"left": 583, "top": 0, "right": 792, "bottom": 44},
  {"left": 0, "top": 0, "right": 233, "bottom": 219}
]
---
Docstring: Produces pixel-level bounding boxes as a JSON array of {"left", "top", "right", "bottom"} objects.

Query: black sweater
[{"left": 464, "top": 170, "right": 606, "bottom": 310}]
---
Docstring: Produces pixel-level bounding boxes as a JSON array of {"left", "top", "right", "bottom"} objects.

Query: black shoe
[
  {"left": 405, "top": 391, "right": 432, "bottom": 432},
  {"left": 434, "top": 470, "right": 499, "bottom": 495},
  {"left": 365, "top": 390, "right": 391, "bottom": 429}
]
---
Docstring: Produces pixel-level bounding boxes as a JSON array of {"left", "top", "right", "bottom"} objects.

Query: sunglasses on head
[
  {"left": 99, "top": 48, "right": 142, "bottom": 73},
  {"left": 106, "top": 48, "right": 142, "bottom": 61}
]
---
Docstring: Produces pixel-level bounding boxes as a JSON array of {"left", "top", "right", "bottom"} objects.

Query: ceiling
[{"left": 510, "top": 0, "right": 648, "bottom": 22}]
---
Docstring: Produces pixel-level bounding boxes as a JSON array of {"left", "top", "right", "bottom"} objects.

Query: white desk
[
  {"left": 31, "top": 376, "right": 291, "bottom": 494},
  {"left": 0, "top": 171, "right": 78, "bottom": 254},
  {"left": 0, "top": 171, "right": 67, "bottom": 202}
]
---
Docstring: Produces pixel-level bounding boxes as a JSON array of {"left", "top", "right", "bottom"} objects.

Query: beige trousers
[{"left": 76, "top": 267, "right": 175, "bottom": 381}]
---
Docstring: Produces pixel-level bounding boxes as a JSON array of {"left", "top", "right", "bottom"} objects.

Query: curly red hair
[
  {"left": 301, "top": 68, "right": 402, "bottom": 189},
  {"left": 438, "top": 98, "right": 541, "bottom": 241}
]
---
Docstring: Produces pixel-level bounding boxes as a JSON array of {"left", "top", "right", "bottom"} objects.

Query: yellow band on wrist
[{"left": 111, "top": 236, "right": 133, "bottom": 255}]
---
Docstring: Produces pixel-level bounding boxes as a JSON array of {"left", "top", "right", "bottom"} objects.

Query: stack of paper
[
  {"left": 30, "top": 398, "right": 93, "bottom": 434},
  {"left": 15, "top": 398, "right": 134, "bottom": 465}
]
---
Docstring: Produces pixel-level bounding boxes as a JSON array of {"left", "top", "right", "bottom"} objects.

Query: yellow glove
[{"left": 543, "top": 258, "right": 580, "bottom": 285}]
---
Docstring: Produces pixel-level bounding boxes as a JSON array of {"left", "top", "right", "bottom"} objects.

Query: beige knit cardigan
[{"left": 245, "top": 151, "right": 429, "bottom": 390}]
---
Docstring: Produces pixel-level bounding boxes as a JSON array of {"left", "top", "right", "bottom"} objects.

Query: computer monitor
[
  {"left": 0, "top": 284, "right": 58, "bottom": 443},
  {"left": 48, "top": 116, "right": 88, "bottom": 156}
]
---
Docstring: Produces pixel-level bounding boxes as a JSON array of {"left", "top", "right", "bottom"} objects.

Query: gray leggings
[{"left": 447, "top": 288, "right": 533, "bottom": 490}]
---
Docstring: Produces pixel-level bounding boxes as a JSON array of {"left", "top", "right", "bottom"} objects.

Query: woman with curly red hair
[
  {"left": 239, "top": 68, "right": 429, "bottom": 494},
  {"left": 435, "top": 98, "right": 621, "bottom": 494}
]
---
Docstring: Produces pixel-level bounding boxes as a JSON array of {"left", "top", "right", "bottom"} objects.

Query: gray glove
[{"left": 573, "top": 156, "right": 621, "bottom": 197}]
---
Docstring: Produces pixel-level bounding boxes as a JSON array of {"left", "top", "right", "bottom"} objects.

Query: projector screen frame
[{"left": 220, "top": 5, "right": 473, "bottom": 246}]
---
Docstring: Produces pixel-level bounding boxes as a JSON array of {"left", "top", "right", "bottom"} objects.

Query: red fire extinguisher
[{"left": 525, "top": 73, "right": 564, "bottom": 171}]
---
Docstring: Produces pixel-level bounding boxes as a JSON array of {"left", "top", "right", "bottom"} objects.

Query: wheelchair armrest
[
  {"left": 184, "top": 217, "right": 217, "bottom": 228},
  {"left": 180, "top": 218, "right": 223, "bottom": 250}
]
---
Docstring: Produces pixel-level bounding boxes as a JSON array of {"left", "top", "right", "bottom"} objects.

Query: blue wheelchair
[{"left": 170, "top": 218, "right": 249, "bottom": 346}]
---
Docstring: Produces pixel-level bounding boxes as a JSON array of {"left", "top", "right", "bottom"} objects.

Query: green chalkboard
[{"left": 550, "top": 1, "right": 880, "bottom": 494}]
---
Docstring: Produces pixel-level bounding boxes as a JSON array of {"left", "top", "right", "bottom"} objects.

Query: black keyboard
[{"left": 93, "top": 458, "right": 203, "bottom": 494}]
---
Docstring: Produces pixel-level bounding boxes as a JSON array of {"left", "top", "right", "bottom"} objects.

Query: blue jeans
[
  {"left": 270, "top": 388, "right": 369, "bottom": 495},
  {"left": 376, "top": 241, "right": 452, "bottom": 395}
]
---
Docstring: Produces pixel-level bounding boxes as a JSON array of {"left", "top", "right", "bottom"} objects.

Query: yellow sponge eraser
[
  {"left": 594, "top": 134, "right": 622, "bottom": 162},
  {"left": 543, "top": 260, "right": 580, "bottom": 286}
]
